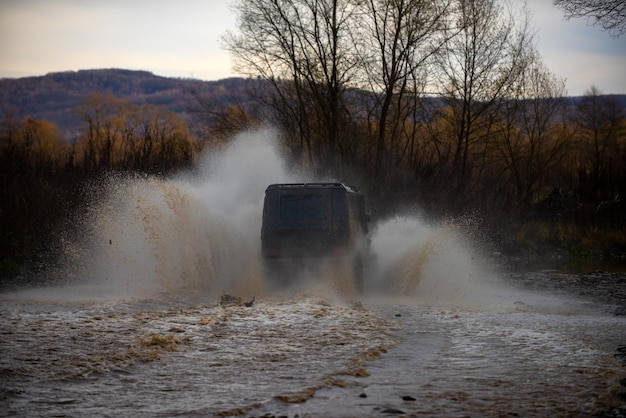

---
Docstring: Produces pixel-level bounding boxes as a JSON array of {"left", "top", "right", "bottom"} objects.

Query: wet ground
[
  {"left": 252, "top": 269, "right": 626, "bottom": 417},
  {"left": 1, "top": 269, "right": 624, "bottom": 417},
  {"left": 505, "top": 269, "right": 626, "bottom": 317}
]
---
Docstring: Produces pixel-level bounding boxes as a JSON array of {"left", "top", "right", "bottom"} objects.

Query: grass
[{"left": 514, "top": 218, "right": 626, "bottom": 259}]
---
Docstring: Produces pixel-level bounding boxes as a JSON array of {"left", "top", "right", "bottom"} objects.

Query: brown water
[
  {"left": 0, "top": 294, "right": 395, "bottom": 417},
  {"left": 1, "top": 272, "right": 624, "bottom": 417},
  {"left": 1, "top": 131, "right": 624, "bottom": 417}
]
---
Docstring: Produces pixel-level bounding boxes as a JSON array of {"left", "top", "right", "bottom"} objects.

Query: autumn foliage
[{"left": 0, "top": 93, "right": 202, "bottom": 277}]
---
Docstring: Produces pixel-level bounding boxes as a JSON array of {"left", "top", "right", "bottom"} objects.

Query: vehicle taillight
[{"left": 263, "top": 248, "right": 280, "bottom": 257}]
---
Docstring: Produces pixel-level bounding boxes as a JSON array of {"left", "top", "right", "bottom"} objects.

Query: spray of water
[
  {"left": 367, "top": 214, "right": 505, "bottom": 306},
  {"left": 46, "top": 129, "right": 300, "bottom": 301},
  {"left": 7, "top": 127, "right": 573, "bottom": 310}
]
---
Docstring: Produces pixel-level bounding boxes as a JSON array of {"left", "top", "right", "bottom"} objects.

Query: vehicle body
[{"left": 261, "top": 183, "right": 370, "bottom": 291}]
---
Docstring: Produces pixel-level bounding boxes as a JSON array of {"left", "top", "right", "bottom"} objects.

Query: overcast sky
[{"left": 1, "top": 0, "right": 624, "bottom": 96}]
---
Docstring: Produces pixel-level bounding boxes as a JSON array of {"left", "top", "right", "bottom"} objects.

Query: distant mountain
[
  {"left": 2, "top": 68, "right": 625, "bottom": 140},
  {"left": 565, "top": 94, "right": 626, "bottom": 108},
  {"left": 0, "top": 69, "right": 257, "bottom": 138}
]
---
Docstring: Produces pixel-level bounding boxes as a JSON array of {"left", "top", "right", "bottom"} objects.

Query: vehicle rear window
[{"left": 279, "top": 193, "right": 328, "bottom": 222}]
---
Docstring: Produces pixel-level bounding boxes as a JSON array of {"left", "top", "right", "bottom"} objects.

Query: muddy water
[
  {"left": 1, "top": 131, "right": 624, "bottom": 417},
  {"left": 250, "top": 271, "right": 626, "bottom": 418},
  {"left": 1, "top": 271, "right": 624, "bottom": 417},
  {"left": 0, "top": 294, "right": 395, "bottom": 417},
  {"left": 293, "top": 287, "right": 625, "bottom": 417}
]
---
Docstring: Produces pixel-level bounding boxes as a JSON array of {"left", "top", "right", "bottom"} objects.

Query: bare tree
[
  {"left": 433, "top": 0, "right": 534, "bottom": 207},
  {"left": 223, "top": 0, "right": 361, "bottom": 170},
  {"left": 575, "top": 86, "right": 625, "bottom": 200},
  {"left": 496, "top": 49, "right": 568, "bottom": 207},
  {"left": 357, "top": 0, "right": 452, "bottom": 177},
  {"left": 553, "top": 0, "right": 626, "bottom": 37}
]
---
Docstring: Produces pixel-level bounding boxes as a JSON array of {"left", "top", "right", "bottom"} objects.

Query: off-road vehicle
[{"left": 261, "top": 183, "right": 370, "bottom": 291}]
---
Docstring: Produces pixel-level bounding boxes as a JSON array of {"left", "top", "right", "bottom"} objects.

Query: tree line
[
  {"left": 0, "top": 84, "right": 624, "bottom": 279},
  {"left": 0, "top": 93, "right": 204, "bottom": 277}
]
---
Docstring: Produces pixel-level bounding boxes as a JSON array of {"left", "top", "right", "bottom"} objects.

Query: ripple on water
[{"left": 0, "top": 295, "right": 396, "bottom": 417}]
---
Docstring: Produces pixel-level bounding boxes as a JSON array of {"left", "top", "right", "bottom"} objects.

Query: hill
[
  {"left": 0, "top": 69, "right": 256, "bottom": 138},
  {"left": 1, "top": 68, "right": 625, "bottom": 140}
]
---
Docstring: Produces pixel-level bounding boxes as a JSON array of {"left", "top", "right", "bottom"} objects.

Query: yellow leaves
[
  {"left": 0, "top": 117, "right": 70, "bottom": 174},
  {"left": 71, "top": 92, "right": 200, "bottom": 173}
]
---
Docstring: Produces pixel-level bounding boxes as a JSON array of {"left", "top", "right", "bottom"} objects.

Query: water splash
[
  {"left": 368, "top": 215, "right": 502, "bottom": 305},
  {"left": 9, "top": 127, "right": 575, "bottom": 311},
  {"left": 52, "top": 128, "right": 300, "bottom": 301}
]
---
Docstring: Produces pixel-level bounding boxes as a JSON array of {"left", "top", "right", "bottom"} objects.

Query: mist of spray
[
  {"left": 56, "top": 129, "right": 302, "bottom": 301},
  {"left": 19, "top": 128, "right": 514, "bottom": 307},
  {"left": 368, "top": 215, "right": 504, "bottom": 306}
]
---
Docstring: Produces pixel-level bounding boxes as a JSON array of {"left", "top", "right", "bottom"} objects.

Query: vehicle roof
[{"left": 266, "top": 183, "right": 359, "bottom": 193}]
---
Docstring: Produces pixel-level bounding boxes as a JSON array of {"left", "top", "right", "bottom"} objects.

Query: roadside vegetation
[{"left": 1, "top": 0, "right": 625, "bottom": 281}]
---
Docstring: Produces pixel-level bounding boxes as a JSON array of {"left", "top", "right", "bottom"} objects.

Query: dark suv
[{"left": 261, "top": 183, "right": 370, "bottom": 291}]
